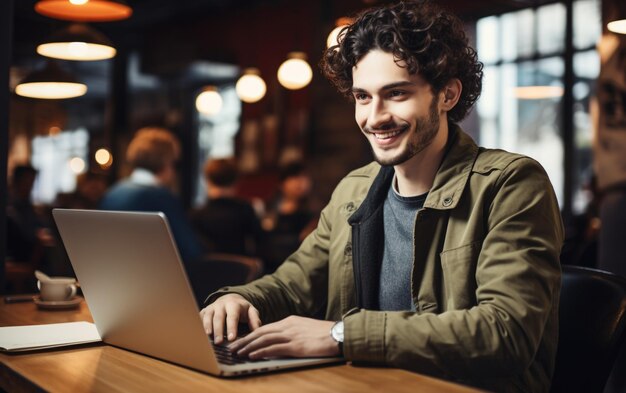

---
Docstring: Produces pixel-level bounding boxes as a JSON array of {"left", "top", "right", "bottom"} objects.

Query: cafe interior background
[{"left": 1, "top": 0, "right": 626, "bottom": 288}]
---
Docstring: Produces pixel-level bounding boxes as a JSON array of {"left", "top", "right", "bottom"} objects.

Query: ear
[{"left": 439, "top": 78, "right": 462, "bottom": 113}]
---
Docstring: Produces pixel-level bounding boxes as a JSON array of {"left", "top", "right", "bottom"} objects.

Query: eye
[
  {"left": 388, "top": 90, "right": 406, "bottom": 98},
  {"left": 353, "top": 92, "right": 370, "bottom": 102}
]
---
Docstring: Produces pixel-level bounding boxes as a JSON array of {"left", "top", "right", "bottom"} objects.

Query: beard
[{"left": 368, "top": 97, "right": 440, "bottom": 167}]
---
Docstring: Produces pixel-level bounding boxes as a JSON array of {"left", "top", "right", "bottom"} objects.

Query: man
[
  {"left": 201, "top": 2, "right": 563, "bottom": 392},
  {"left": 100, "top": 127, "right": 203, "bottom": 264},
  {"left": 190, "top": 158, "right": 263, "bottom": 256}
]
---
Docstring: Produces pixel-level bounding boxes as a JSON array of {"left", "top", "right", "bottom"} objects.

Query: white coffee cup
[{"left": 37, "top": 277, "right": 77, "bottom": 302}]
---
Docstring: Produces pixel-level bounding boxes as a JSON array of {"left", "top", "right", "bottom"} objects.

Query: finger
[
  {"left": 202, "top": 308, "right": 215, "bottom": 335},
  {"left": 249, "top": 343, "right": 294, "bottom": 360},
  {"left": 224, "top": 303, "right": 241, "bottom": 342},
  {"left": 212, "top": 309, "right": 226, "bottom": 345},
  {"left": 236, "top": 333, "right": 289, "bottom": 357},
  {"left": 228, "top": 329, "right": 259, "bottom": 353},
  {"left": 247, "top": 306, "right": 262, "bottom": 331},
  {"left": 228, "top": 320, "right": 283, "bottom": 351}
]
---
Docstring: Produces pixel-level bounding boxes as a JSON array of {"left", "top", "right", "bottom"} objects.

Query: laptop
[{"left": 52, "top": 208, "right": 342, "bottom": 377}]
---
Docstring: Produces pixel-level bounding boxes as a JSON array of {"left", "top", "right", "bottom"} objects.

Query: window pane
[
  {"left": 572, "top": 50, "right": 600, "bottom": 213},
  {"left": 31, "top": 128, "right": 90, "bottom": 204},
  {"left": 477, "top": 16, "right": 499, "bottom": 64},
  {"left": 501, "top": 9, "right": 535, "bottom": 61},
  {"left": 573, "top": 0, "right": 601, "bottom": 50},
  {"left": 537, "top": 3, "right": 566, "bottom": 55},
  {"left": 477, "top": 66, "right": 500, "bottom": 147}
]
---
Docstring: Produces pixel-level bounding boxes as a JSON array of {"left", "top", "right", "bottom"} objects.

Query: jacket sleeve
[
  {"left": 205, "top": 199, "right": 334, "bottom": 323},
  {"left": 343, "top": 157, "right": 563, "bottom": 381}
]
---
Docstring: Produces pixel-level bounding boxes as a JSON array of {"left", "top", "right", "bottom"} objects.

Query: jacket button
[
  {"left": 346, "top": 202, "right": 355, "bottom": 212},
  {"left": 344, "top": 243, "right": 352, "bottom": 256},
  {"left": 442, "top": 197, "right": 453, "bottom": 207}
]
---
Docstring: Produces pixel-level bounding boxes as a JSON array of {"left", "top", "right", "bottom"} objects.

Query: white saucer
[{"left": 34, "top": 296, "right": 82, "bottom": 310}]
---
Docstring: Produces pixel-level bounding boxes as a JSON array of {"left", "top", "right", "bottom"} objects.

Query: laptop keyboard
[{"left": 212, "top": 342, "right": 250, "bottom": 365}]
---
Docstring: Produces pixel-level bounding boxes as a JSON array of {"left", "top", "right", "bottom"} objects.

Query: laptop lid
[{"left": 52, "top": 209, "right": 340, "bottom": 377}]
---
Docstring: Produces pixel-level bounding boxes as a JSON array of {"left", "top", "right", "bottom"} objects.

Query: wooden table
[{"left": 0, "top": 297, "right": 482, "bottom": 393}]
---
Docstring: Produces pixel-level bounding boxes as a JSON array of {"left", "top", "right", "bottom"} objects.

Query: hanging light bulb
[
  {"left": 35, "top": 0, "right": 132, "bottom": 22},
  {"left": 236, "top": 68, "right": 266, "bottom": 103},
  {"left": 277, "top": 52, "right": 313, "bottom": 90},
  {"left": 95, "top": 148, "right": 113, "bottom": 168},
  {"left": 196, "top": 87, "right": 223, "bottom": 116},
  {"left": 15, "top": 61, "right": 87, "bottom": 99},
  {"left": 37, "top": 23, "right": 116, "bottom": 61},
  {"left": 69, "top": 157, "right": 86, "bottom": 174},
  {"left": 326, "top": 17, "right": 352, "bottom": 48}
]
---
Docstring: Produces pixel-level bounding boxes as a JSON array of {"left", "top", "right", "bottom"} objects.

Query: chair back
[
  {"left": 551, "top": 266, "right": 626, "bottom": 393},
  {"left": 186, "top": 253, "right": 263, "bottom": 306}
]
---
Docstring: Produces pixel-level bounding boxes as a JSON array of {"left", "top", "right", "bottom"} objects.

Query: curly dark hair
[{"left": 320, "top": 1, "right": 483, "bottom": 123}]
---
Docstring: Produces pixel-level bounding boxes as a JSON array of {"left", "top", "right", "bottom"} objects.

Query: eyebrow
[{"left": 351, "top": 81, "right": 416, "bottom": 94}]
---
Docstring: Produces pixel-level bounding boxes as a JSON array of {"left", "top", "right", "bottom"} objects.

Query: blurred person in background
[
  {"left": 190, "top": 158, "right": 263, "bottom": 256},
  {"left": 99, "top": 127, "right": 203, "bottom": 264},
  {"left": 261, "top": 161, "right": 315, "bottom": 272},
  {"left": 54, "top": 171, "right": 109, "bottom": 210},
  {"left": 6, "top": 164, "right": 54, "bottom": 268}
]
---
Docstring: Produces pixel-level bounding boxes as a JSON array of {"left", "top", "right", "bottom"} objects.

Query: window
[
  {"left": 31, "top": 128, "right": 89, "bottom": 204},
  {"left": 475, "top": 0, "right": 601, "bottom": 215}
]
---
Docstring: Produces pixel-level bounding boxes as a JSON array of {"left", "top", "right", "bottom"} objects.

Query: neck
[{"left": 394, "top": 122, "right": 449, "bottom": 197}]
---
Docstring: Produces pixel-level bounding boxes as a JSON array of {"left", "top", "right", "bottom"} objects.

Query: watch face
[{"left": 332, "top": 321, "right": 344, "bottom": 342}]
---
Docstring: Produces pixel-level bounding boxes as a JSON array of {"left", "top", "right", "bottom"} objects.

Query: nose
[{"left": 366, "top": 98, "right": 392, "bottom": 129}]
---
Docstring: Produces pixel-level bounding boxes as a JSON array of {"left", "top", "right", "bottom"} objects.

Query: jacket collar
[
  {"left": 349, "top": 124, "right": 479, "bottom": 225},
  {"left": 423, "top": 124, "right": 479, "bottom": 211}
]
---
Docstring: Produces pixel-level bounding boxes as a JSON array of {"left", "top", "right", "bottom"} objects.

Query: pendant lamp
[
  {"left": 277, "top": 52, "right": 313, "bottom": 90},
  {"left": 196, "top": 87, "right": 223, "bottom": 116},
  {"left": 37, "top": 23, "right": 116, "bottom": 61},
  {"left": 35, "top": 0, "right": 132, "bottom": 22},
  {"left": 236, "top": 68, "right": 266, "bottom": 103},
  {"left": 607, "top": 19, "right": 626, "bottom": 34},
  {"left": 15, "top": 61, "right": 87, "bottom": 99}
]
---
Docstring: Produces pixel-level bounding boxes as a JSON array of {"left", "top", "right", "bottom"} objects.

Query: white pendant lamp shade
[
  {"left": 37, "top": 23, "right": 116, "bottom": 61},
  {"left": 35, "top": 0, "right": 133, "bottom": 22},
  {"left": 236, "top": 68, "right": 266, "bottom": 103},
  {"left": 15, "top": 61, "right": 87, "bottom": 99},
  {"left": 277, "top": 52, "right": 313, "bottom": 90},
  {"left": 196, "top": 87, "right": 223, "bottom": 116},
  {"left": 608, "top": 19, "right": 626, "bottom": 34}
]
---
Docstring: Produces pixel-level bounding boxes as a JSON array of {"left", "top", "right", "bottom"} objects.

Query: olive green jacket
[{"left": 209, "top": 126, "right": 563, "bottom": 392}]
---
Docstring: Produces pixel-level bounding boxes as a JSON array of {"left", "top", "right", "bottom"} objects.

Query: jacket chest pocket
[{"left": 439, "top": 241, "right": 480, "bottom": 310}]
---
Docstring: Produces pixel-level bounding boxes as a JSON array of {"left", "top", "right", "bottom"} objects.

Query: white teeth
[{"left": 373, "top": 129, "right": 403, "bottom": 139}]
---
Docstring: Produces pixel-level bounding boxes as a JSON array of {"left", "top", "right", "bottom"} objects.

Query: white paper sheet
[{"left": 0, "top": 321, "right": 101, "bottom": 352}]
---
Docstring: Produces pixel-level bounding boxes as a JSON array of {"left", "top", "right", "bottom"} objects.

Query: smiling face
[{"left": 352, "top": 50, "right": 444, "bottom": 168}]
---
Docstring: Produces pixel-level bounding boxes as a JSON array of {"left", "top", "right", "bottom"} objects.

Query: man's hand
[
  {"left": 199, "top": 294, "right": 261, "bottom": 345},
  {"left": 228, "top": 316, "right": 339, "bottom": 359}
]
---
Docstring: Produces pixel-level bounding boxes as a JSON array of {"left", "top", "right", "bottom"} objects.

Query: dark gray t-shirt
[{"left": 378, "top": 179, "right": 428, "bottom": 311}]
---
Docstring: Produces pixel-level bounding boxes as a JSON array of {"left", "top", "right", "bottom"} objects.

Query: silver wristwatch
[{"left": 330, "top": 320, "right": 344, "bottom": 355}]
